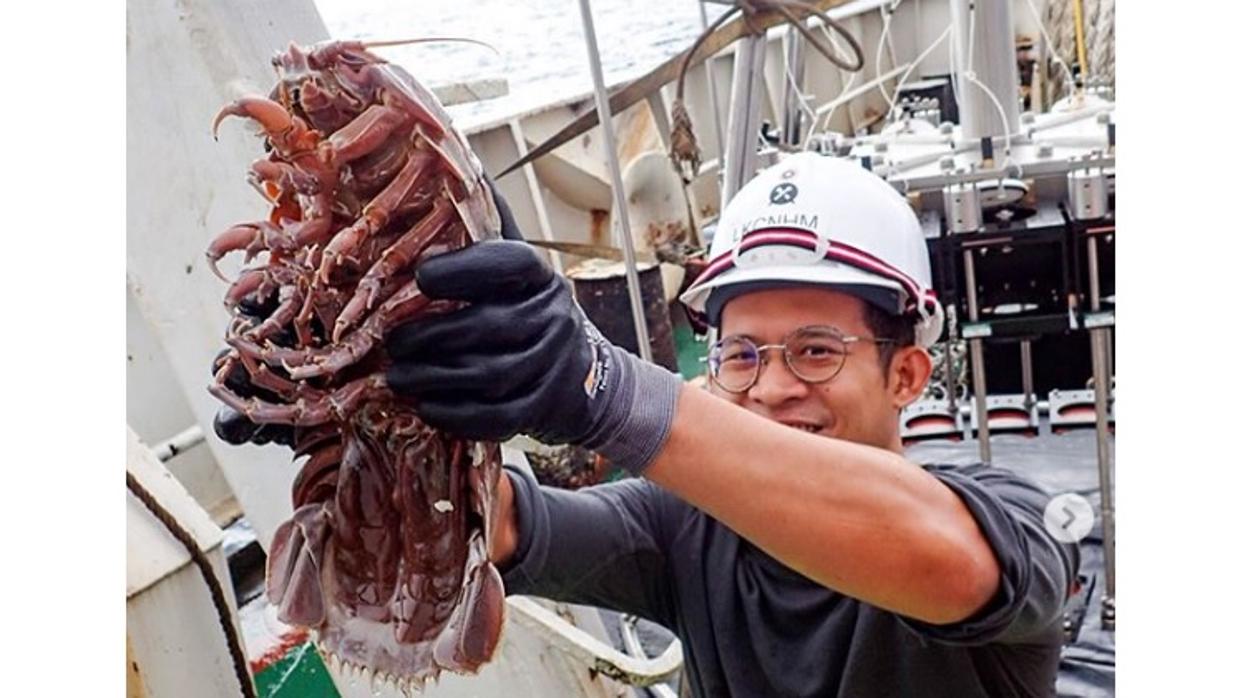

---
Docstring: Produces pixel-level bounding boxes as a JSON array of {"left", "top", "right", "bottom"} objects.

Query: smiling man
[{"left": 382, "top": 153, "right": 1079, "bottom": 697}]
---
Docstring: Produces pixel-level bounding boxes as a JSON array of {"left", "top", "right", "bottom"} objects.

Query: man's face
[{"left": 712, "top": 287, "right": 918, "bottom": 451}]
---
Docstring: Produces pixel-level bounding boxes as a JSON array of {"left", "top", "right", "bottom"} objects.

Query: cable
[
  {"left": 887, "top": 24, "right": 953, "bottom": 121},
  {"left": 784, "top": 64, "right": 818, "bottom": 133},
  {"left": 127, "top": 471, "right": 258, "bottom": 698},
  {"left": 804, "top": 14, "right": 957, "bottom": 149},
  {"left": 802, "top": 21, "right": 862, "bottom": 148},
  {"left": 966, "top": 0, "right": 976, "bottom": 71},
  {"left": 960, "top": 1, "right": 1015, "bottom": 163},
  {"left": 875, "top": 1, "right": 902, "bottom": 110},
  {"left": 783, "top": 37, "right": 818, "bottom": 138},
  {"left": 1023, "top": 0, "right": 1075, "bottom": 100},
  {"left": 669, "top": 0, "right": 866, "bottom": 176},
  {"left": 947, "top": 18, "right": 961, "bottom": 116},
  {"left": 806, "top": 72, "right": 857, "bottom": 147},
  {"left": 884, "top": 4, "right": 899, "bottom": 72},
  {"left": 962, "top": 71, "right": 1014, "bottom": 157}
]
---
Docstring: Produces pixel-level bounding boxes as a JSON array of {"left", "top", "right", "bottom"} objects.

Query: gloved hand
[
  {"left": 211, "top": 176, "right": 516, "bottom": 451},
  {"left": 384, "top": 240, "right": 682, "bottom": 476},
  {"left": 210, "top": 350, "right": 297, "bottom": 449}
]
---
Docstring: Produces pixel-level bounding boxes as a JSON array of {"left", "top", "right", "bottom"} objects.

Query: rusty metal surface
[{"left": 568, "top": 263, "right": 679, "bottom": 372}]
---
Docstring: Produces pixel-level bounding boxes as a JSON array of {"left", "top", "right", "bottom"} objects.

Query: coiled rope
[{"left": 1043, "top": 0, "right": 1114, "bottom": 104}]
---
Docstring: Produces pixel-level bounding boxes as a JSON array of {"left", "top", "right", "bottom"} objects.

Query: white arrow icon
[{"left": 1043, "top": 493, "right": 1095, "bottom": 544}]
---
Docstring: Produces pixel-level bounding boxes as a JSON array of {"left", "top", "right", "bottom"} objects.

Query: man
[
  {"left": 223, "top": 153, "right": 1078, "bottom": 696},
  {"left": 385, "top": 152, "right": 1079, "bottom": 696}
]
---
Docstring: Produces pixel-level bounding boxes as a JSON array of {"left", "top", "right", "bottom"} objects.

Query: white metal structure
[{"left": 127, "top": 426, "right": 244, "bottom": 698}]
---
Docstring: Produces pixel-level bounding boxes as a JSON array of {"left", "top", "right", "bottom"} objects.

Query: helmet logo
[{"left": 769, "top": 182, "right": 798, "bottom": 205}]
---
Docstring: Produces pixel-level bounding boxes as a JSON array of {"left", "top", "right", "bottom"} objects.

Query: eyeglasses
[{"left": 705, "top": 325, "right": 895, "bottom": 394}]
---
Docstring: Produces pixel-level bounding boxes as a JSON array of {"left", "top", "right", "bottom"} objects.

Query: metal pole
[
  {"left": 963, "top": 248, "right": 991, "bottom": 463},
  {"left": 1087, "top": 234, "right": 1115, "bottom": 628},
  {"left": 944, "top": 335, "right": 958, "bottom": 413},
  {"left": 1036, "top": 23, "right": 1049, "bottom": 112},
  {"left": 698, "top": 0, "right": 727, "bottom": 161},
  {"left": 949, "top": 0, "right": 1021, "bottom": 142},
  {"left": 621, "top": 615, "right": 679, "bottom": 698},
  {"left": 1020, "top": 338, "right": 1035, "bottom": 408},
  {"left": 1106, "top": 325, "right": 1114, "bottom": 381},
  {"left": 1090, "top": 327, "right": 1114, "bottom": 628},
  {"left": 509, "top": 119, "right": 564, "bottom": 275},
  {"left": 646, "top": 92, "right": 674, "bottom": 152},
  {"left": 781, "top": 26, "right": 807, "bottom": 146},
  {"left": 812, "top": 64, "right": 909, "bottom": 118},
  {"left": 576, "top": 0, "right": 654, "bottom": 362},
  {"left": 152, "top": 424, "right": 206, "bottom": 463},
  {"left": 720, "top": 33, "right": 768, "bottom": 210}
]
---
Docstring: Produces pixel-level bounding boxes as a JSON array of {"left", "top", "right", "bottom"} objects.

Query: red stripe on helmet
[{"left": 689, "top": 228, "right": 939, "bottom": 314}]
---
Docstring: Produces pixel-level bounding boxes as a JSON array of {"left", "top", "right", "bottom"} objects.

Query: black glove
[
  {"left": 210, "top": 351, "right": 297, "bottom": 449},
  {"left": 385, "top": 240, "right": 681, "bottom": 475},
  {"left": 210, "top": 177, "right": 515, "bottom": 451},
  {"left": 486, "top": 176, "right": 526, "bottom": 243}
]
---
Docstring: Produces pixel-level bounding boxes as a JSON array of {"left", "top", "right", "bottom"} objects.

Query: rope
[
  {"left": 127, "top": 471, "right": 258, "bottom": 698},
  {"left": 1023, "top": 0, "right": 1074, "bottom": 104},
  {"left": 669, "top": 6, "right": 737, "bottom": 182},
  {"left": 1041, "top": 0, "right": 1114, "bottom": 104},
  {"left": 1088, "top": 0, "right": 1115, "bottom": 86},
  {"left": 668, "top": 0, "right": 866, "bottom": 182},
  {"left": 1043, "top": 0, "right": 1075, "bottom": 104}
]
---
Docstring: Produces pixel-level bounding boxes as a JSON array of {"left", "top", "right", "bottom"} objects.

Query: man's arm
[
  {"left": 897, "top": 462, "right": 1078, "bottom": 645},
  {"left": 385, "top": 241, "right": 999, "bottom": 625},
  {"left": 484, "top": 458, "right": 679, "bottom": 626},
  {"left": 645, "top": 385, "right": 1001, "bottom": 625}
]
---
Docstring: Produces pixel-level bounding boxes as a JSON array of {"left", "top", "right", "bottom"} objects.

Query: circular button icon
[
  {"left": 1043, "top": 493, "right": 1095, "bottom": 544},
  {"left": 770, "top": 182, "right": 798, "bottom": 204}
]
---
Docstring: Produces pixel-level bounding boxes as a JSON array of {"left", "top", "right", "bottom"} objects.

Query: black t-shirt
[{"left": 501, "top": 458, "right": 1079, "bottom": 698}]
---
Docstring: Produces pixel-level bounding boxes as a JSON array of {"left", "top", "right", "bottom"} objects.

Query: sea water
[{"left": 314, "top": 0, "right": 706, "bottom": 127}]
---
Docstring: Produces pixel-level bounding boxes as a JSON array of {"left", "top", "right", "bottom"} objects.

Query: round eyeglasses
[{"left": 706, "top": 325, "right": 895, "bottom": 394}]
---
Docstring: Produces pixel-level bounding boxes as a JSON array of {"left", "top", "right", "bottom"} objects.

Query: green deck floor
[
  {"left": 255, "top": 642, "right": 339, "bottom": 698},
  {"left": 672, "top": 310, "right": 708, "bottom": 381}
]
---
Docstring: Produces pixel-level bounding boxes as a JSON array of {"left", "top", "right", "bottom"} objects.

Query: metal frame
[
  {"left": 620, "top": 614, "right": 680, "bottom": 698},
  {"left": 720, "top": 32, "right": 770, "bottom": 209},
  {"left": 780, "top": 25, "right": 808, "bottom": 146},
  {"left": 698, "top": 0, "right": 728, "bottom": 158},
  {"left": 1083, "top": 220, "right": 1116, "bottom": 629},
  {"left": 901, "top": 398, "right": 966, "bottom": 443},
  {"left": 508, "top": 119, "right": 564, "bottom": 275},
  {"left": 576, "top": 0, "right": 654, "bottom": 361},
  {"left": 968, "top": 394, "right": 1041, "bottom": 437},
  {"left": 962, "top": 247, "right": 992, "bottom": 462},
  {"left": 508, "top": 597, "right": 684, "bottom": 687},
  {"left": 1020, "top": 339, "right": 1035, "bottom": 408}
]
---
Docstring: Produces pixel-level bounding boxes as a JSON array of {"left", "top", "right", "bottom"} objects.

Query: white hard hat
[{"left": 680, "top": 152, "right": 944, "bottom": 347}]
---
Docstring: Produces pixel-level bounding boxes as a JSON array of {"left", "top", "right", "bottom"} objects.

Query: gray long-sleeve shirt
[{"left": 501, "top": 460, "right": 1079, "bottom": 697}]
